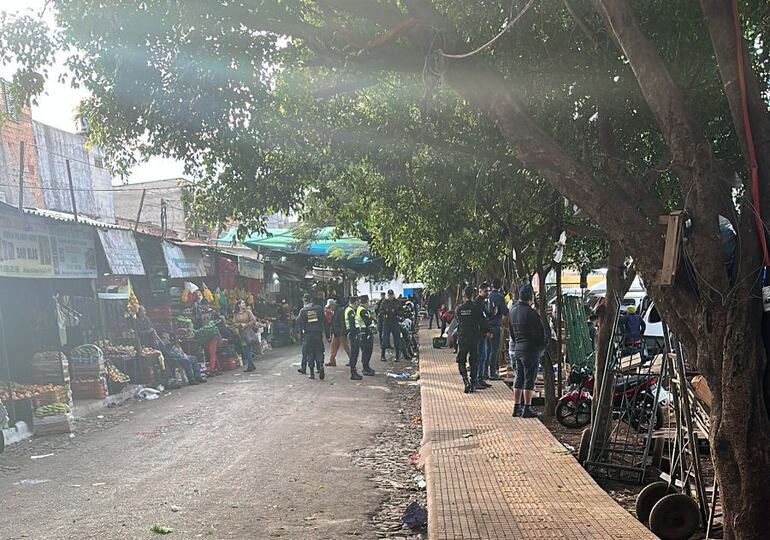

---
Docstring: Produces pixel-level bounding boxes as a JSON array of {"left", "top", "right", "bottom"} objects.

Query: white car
[{"left": 641, "top": 301, "right": 665, "bottom": 354}]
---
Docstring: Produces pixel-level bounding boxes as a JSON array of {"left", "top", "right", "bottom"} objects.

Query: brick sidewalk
[{"left": 420, "top": 340, "right": 656, "bottom": 539}]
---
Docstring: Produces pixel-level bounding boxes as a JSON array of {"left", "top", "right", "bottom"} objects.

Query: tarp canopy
[{"left": 219, "top": 227, "right": 369, "bottom": 259}]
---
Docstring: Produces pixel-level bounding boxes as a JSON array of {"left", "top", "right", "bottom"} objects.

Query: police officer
[
  {"left": 379, "top": 289, "right": 402, "bottom": 362},
  {"left": 357, "top": 295, "right": 377, "bottom": 376},
  {"left": 456, "top": 285, "right": 491, "bottom": 393},
  {"left": 345, "top": 296, "right": 364, "bottom": 380},
  {"left": 297, "top": 293, "right": 328, "bottom": 380}
]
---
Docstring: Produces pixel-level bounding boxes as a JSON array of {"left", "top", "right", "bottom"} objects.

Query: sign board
[
  {"left": 0, "top": 211, "right": 97, "bottom": 278},
  {"left": 238, "top": 258, "right": 264, "bottom": 280},
  {"left": 50, "top": 224, "right": 98, "bottom": 278},
  {"left": 97, "top": 229, "right": 146, "bottom": 275},
  {"left": 97, "top": 276, "right": 131, "bottom": 299},
  {"left": 162, "top": 241, "right": 208, "bottom": 278}
]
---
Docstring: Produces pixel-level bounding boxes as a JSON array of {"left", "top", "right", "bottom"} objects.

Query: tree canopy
[{"left": 4, "top": 1, "right": 770, "bottom": 536}]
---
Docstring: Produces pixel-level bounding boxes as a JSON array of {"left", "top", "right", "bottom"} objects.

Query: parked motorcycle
[{"left": 556, "top": 364, "right": 663, "bottom": 432}]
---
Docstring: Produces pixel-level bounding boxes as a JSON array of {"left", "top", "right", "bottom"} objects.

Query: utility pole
[
  {"left": 65, "top": 159, "right": 78, "bottom": 223},
  {"left": 160, "top": 198, "right": 168, "bottom": 238},
  {"left": 134, "top": 188, "right": 146, "bottom": 231},
  {"left": 17, "top": 141, "right": 25, "bottom": 211}
]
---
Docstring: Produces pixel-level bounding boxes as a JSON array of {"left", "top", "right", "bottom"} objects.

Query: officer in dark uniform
[
  {"left": 456, "top": 285, "right": 491, "bottom": 393},
  {"left": 297, "top": 294, "right": 328, "bottom": 380}
]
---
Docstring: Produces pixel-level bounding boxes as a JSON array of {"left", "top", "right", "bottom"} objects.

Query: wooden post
[
  {"left": 134, "top": 188, "right": 147, "bottom": 231},
  {"left": 555, "top": 261, "right": 564, "bottom": 397},
  {"left": 659, "top": 211, "right": 684, "bottom": 285},
  {"left": 17, "top": 140, "right": 25, "bottom": 211},
  {"left": 65, "top": 159, "right": 78, "bottom": 223}
]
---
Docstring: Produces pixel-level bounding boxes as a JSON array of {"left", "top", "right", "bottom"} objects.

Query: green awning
[{"left": 218, "top": 227, "right": 369, "bottom": 260}]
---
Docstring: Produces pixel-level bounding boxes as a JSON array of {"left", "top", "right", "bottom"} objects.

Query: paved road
[{"left": 1, "top": 346, "right": 395, "bottom": 539}]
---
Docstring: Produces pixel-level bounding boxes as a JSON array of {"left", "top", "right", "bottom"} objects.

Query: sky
[{"left": 1, "top": 0, "right": 186, "bottom": 184}]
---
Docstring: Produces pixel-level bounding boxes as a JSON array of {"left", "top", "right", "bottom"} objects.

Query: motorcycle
[{"left": 556, "top": 362, "right": 663, "bottom": 432}]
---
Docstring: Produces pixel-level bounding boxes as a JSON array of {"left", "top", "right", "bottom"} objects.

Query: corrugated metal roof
[{"left": 21, "top": 206, "right": 128, "bottom": 230}]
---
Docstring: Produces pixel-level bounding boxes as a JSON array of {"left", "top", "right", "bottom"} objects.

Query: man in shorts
[{"left": 509, "top": 285, "right": 549, "bottom": 417}]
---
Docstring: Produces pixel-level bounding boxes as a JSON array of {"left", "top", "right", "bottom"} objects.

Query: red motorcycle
[{"left": 556, "top": 361, "right": 663, "bottom": 432}]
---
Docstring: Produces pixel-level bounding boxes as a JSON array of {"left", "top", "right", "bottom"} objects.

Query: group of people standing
[
  {"left": 452, "top": 279, "right": 549, "bottom": 418},
  {"left": 296, "top": 289, "right": 411, "bottom": 381}
]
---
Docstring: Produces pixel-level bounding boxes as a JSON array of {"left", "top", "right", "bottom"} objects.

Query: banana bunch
[
  {"left": 35, "top": 403, "right": 70, "bottom": 418},
  {"left": 126, "top": 289, "right": 140, "bottom": 318},
  {"left": 202, "top": 283, "right": 214, "bottom": 303}
]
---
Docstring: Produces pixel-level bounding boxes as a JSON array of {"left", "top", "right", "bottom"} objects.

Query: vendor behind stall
[
  {"left": 136, "top": 306, "right": 156, "bottom": 347},
  {"left": 156, "top": 332, "right": 206, "bottom": 385}
]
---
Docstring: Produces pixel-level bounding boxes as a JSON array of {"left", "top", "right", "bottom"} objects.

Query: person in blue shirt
[
  {"left": 486, "top": 278, "right": 509, "bottom": 381},
  {"left": 474, "top": 282, "right": 493, "bottom": 388},
  {"left": 619, "top": 305, "right": 646, "bottom": 348}
]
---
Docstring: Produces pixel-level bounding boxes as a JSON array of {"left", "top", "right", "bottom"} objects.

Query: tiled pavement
[{"left": 420, "top": 340, "right": 657, "bottom": 539}]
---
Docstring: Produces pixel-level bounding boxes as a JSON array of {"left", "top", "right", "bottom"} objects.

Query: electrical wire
[
  {"left": 732, "top": 0, "right": 770, "bottom": 267},
  {"left": 439, "top": 0, "right": 537, "bottom": 59}
]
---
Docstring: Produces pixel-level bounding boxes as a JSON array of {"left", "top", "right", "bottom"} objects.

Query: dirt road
[{"left": 1, "top": 346, "right": 397, "bottom": 539}]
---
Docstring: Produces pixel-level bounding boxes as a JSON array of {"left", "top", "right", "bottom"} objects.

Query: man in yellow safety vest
[
  {"left": 345, "top": 296, "right": 363, "bottom": 380},
  {"left": 357, "top": 296, "right": 376, "bottom": 377}
]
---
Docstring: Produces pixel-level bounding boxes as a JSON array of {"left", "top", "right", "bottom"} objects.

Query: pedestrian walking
[
  {"left": 455, "top": 286, "right": 491, "bottom": 393},
  {"left": 509, "top": 285, "right": 549, "bottom": 418},
  {"left": 379, "top": 289, "right": 402, "bottom": 362},
  {"left": 474, "top": 282, "right": 493, "bottom": 389},
  {"left": 345, "top": 296, "right": 364, "bottom": 380},
  {"left": 487, "top": 278, "right": 509, "bottom": 381},
  {"left": 426, "top": 291, "right": 441, "bottom": 330},
  {"left": 327, "top": 298, "right": 351, "bottom": 367},
  {"left": 375, "top": 291, "right": 386, "bottom": 342},
  {"left": 297, "top": 294, "right": 328, "bottom": 380},
  {"left": 233, "top": 299, "right": 258, "bottom": 372},
  {"left": 439, "top": 305, "right": 453, "bottom": 337}
]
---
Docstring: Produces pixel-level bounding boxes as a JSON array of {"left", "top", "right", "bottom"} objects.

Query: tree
[{"left": 4, "top": 1, "right": 770, "bottom": 535}]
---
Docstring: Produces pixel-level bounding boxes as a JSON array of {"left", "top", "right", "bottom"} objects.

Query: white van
[
  {"left": 585, "top": 277, "right": 647, "bottom": 310},
  {"left": 586, "top": 278, "right": 664, "bottom": 353}
]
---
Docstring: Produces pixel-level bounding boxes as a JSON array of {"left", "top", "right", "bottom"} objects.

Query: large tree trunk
[
  {"left": 704, "top": 299, "right": 770, "bottom": 540},
  {"left": 536, "top": 264, "right": 556, "bottom": 417}
]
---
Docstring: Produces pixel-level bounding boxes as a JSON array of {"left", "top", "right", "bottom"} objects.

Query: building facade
[{"left": 0, "top": 80, "right": 116, "bottom": 221}]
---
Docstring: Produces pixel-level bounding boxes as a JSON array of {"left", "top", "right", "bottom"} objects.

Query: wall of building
[
  {"left": 112, "top": 178, "right": 190, "bottom": 238},
  {"left": 33, "top": 121, "right": 115, "bottom": 220},
  {"left": 0, "top": 82, "right": 44, "bottom": 208}
]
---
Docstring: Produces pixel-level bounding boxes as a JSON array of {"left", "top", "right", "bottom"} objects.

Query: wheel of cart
[
  {"left": 582, "top": 297, "right": 667, "bottom": 484},
  {"left": 637, "top": 327, "right": 721, "bottom": 539}
]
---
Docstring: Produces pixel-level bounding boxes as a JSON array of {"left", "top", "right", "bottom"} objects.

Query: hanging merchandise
[
  {"left": 126, "top": 288, "right": 140, "bottom": 318},
  {"left": 202, "top": 283, "right": 214, "bottom": 303}
]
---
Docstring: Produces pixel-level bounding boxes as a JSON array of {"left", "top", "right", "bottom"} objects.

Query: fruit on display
[
  {"left": 192, "top": 321, "right": 220, "bottom": 343},
  {"left": 0, "top": 383, "right": 66, "bottom": 401},
  {"left": 202, "top": 283, "right": 214, "bottom": 303},
  {"left": 97, "top": 341, "right": 136, "bottom": 359},
  {"left": 70, "top": 344, "right": 104, "bottom": 365},
  {"left": 126, "top": 289, "right": 140, "bottom": 318},
  {"left": 176, "top": 316, "right": 193, "bottom": 329},
  {"left": 105, "top": 363, "right": 130, "bottom": 384},
  {"left": 34, "top": 403, "right": 71, "bottom": 417}
]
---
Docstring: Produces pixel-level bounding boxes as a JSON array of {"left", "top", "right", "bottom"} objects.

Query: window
[
  {"left": 649, "top": 305, "right": 662, "bottom": 323},
  {"left": 93, "top": 157, "right": 104, "bottom": 169},
  {"left": 1, "top": 80, "right": 19, "bottom": 122}
]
